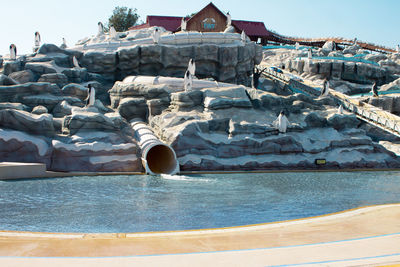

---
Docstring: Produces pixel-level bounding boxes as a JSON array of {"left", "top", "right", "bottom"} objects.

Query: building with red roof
[{"left": 129, "top": 2, "right": 272, "bottom": 44}]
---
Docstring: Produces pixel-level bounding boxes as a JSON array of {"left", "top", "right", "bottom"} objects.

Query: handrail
[{"left": 258, "top": 64, "right": 400, "bottom": 137}]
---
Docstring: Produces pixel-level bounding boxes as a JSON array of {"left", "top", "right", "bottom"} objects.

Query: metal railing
[{"left": 259, "top": 65, "right": 400, "bottom": 137}]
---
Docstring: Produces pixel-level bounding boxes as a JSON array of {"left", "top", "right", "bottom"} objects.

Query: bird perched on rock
[
  {"left": 188, "top": 59, "right": 196, "bottom": 77},
  {"left": 97, "top": 22, "right": 104, "bottom": 36},
  {"left": 226, "top": 12, "right": 231, "bottom": 27},
  {"left": 307, "top": 48, "right": 312, "bottom": 59},
  {"left": 60, "top": 38, "right": 67, "bottom": 49},
  {"left": 86, "top": 84, "right": 96, "bottom": 106},
  {"left": 273, "top": 110, "right": 290, "bottom": 133},
  {"left": 320, "top": 79, "right": 329, "bottom": 97},
  {"left": 241, "top": 31, "right": 247, "bottom": 43},
  {"left": 152, "top": 28, "right": 160, "bottom": 44},
  {"left": 371, "top": 81, "right": 379, "bottom": 97},
  {"left": 180, "top": 18, "right": 187, "bottom": 31},
  {"left": 9, "top": 44, "right": 16, "bottom": 60},
  {"left": 34, "top": 31, "right": 41, "bottom": 47},
  {"left": 109, "top": 26, "right": 118, "bottom": 39},
  {"left": 338, "top": 104, "right": 343, "bottom": 114},
  {"left": 72, "top": 56, "right": 80, "bottom": 68},
  {"left": 184, "top": 70, "right": 193, "bottom": 91}
]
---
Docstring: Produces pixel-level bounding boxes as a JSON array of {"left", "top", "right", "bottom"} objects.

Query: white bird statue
[
  {"left": 60, "top": 37, "right": 67, "bottom": 49},
  {"left": 241, "top": 30, "right": 247, "bottom": 43},
  {"left": 226, "top": 12, "right": 231, "bottom": 27},
  {"left": 307, "top": 48, "right": 312, "bottom": 59},
  {"left": 188, "top": 58, "right": 196, "bottom": 77},
  {"left": 321, "top": 79, "right": 329, "bottom": 97},
  {"left": 109, "top": 26, "right": 118, "bottom": 39},
  {"left": 34, "top": 31, "right": 41, "bottom": 47},
  {"left": 152, "top": 28, "right": 160, "bottom": 44},
  {"left": 72, "top": 56, "right": 80, "bottom": 68},
  {"left": 273, "top": 110, "right": 290, "bottom": 133},
  {"left": 86, "top": 84, "right": 96, "bottom": 106},
  {"left": 183, "top": 70, "right": 193, "bottom": 91},
  {"left": 295, "top": 42, "right": 300, "bottom": 50},
  {"left": 181, "top": 18, "right": 187, "bottom": 31},
  {"left": 9, "top": 44, "right": 17, "bottom": 60},
  {"left": 338, "top": 105, "right": 343, "bottom": 114},
  {"left": 97, "top": 22, "right": 104, "bottom": 36}
]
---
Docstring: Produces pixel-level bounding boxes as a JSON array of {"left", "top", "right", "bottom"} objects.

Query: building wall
[{"left": 187, "top": 5, "right": 228, "bottom": 32}]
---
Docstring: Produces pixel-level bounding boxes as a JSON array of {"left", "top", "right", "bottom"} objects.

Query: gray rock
[
  {"left": 343, "top": 45, "right": 360, "bottom": 55},
  {"left": 170, "top": 90, "right": 203, "bottom": 110},
  {"left": 0, "top": 128, "right": 52, "bottom": 168},
  {"left": 38, "top": 73, "right": 68, "bottom": 87},
  {"left": 0, "top": 74, "right": 18, "bottom": 85},
  {"left": 327, "top": 113, "right": 360, "bottom": 130},
  {"left": 50, "top": 136, "right": 141, "bottom": 172},
  {"left": 22, "top": 94, "right": 82, "bottom": 111},
  {"left": 3, "top": 61, "right": 22, "bottom": 76},
  {"left": 365, "top": 54, "right": 387, "bottom": 63},
  {"left": 305, "top": 112, "right": 327, "bottom": 128},
  {"left": 30, "top": 52, "right": 70, "bottom": 67},
  {"left": 53, "top": 100, "right": 74, "bottom": 118},
  {"left": 117, "top": 97, "right": 148, "bottom": 121},
  {"left": 322, "top": 41, "right": 336, "bottom": 52},
  {"left": 32, "top": 105, "right": 48, "bottom": 115},
  {"left": 62, "top": 83, "right": 88, "bottom": 100},
  {"left": 0, "top": 109, "right": 55, "bottom": 136},
  {"left": 25, "top": 60, "right": 62, "bottom": 76},
  {"left": 8, "top": 70, "right": 36, "bottom": 84},
  {"left": 203, "top": 86, "right": 252, "bottom": 110},
  {"left": 380, "top": 77, "right": 400, "bottom": 92},
  {"left": 0, "top": 82, "right": 61, "bottom": 103},
  {"left": 219, "top": 46, "right": 238, "bottom": 67},
  {"left": 0, "top": 102, "right": 30, "bottom": 111},
  {"left": 63, "top": 110, "right": 122, "bottom": 135},
  {"left": 61, "top": 68, "right": 89, "bottom": 83}
]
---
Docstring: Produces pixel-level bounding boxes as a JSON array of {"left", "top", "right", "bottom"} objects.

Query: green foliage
[{"left": 108, "top": 6, "right": 140, "bottom": 32}]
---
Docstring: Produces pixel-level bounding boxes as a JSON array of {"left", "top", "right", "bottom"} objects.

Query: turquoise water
[{"left": 0, "top": 171, "right": 399, "bottom": 233}]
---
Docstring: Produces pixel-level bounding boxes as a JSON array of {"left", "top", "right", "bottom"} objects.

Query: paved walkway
[{"left": 1, "top": 204, "right": 400, "bottom": 266}]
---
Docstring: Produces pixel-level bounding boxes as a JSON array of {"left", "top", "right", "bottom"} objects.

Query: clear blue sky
[{"left": 1, "top": 0, "right": 399, "bottom": 56}]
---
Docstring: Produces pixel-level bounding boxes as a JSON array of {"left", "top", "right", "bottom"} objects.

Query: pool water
[{"left": 0, "top": 171, "right": 399, "bottom": 233}]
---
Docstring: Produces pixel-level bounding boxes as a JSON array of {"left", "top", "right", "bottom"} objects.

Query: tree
[{"left": 108, "top": 6, "right": 139, "bottom": 32}]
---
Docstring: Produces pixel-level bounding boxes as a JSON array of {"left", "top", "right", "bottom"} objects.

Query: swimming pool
[{"left": 0, "top": 171, "right": 399, "bottom": 233}]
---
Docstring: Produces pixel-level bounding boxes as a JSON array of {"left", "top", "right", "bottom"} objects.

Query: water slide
[{"left": 131, "top": 120, "right": 179, "bottom": 175}]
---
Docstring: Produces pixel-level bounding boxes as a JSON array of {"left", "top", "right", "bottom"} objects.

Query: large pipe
[{"left": 131, "top": 120, "right": 179, "bottom": 175}]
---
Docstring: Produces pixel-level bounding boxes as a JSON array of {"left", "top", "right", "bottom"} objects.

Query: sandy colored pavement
[{"left": 0, "top": 204, "right": 400, "bottom": 266}]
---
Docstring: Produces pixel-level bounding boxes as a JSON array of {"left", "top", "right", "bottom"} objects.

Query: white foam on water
[{"left": 160, "top": 174, "right": 210, "bottom": 182}]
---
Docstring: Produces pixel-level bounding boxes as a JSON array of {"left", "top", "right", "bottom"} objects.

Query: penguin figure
[
  {"left": 320, "top": 79, "right": 329, "bottom": 97},
  {"left": 226, "top": 12, "right": 231, "bottom": 27},
  {"left": 152, "top": 28, "right": 160, "bottom": 44},
  {"left": 97, "top": 22, "right": 104, "bottom": 36},
  {"left": 86, "top": 84, "right": 95, "bottom": 106},
  {"left": 183, "top": 70, "right": 193, "bottom": 91},
  {"left": 181, "top": 18, "right": 187, "bottom": 31},
  {"left": 241, "top": 30, "right": 247, "bottom": 43},
  {"left": 9, "top": 44, "right": 17, "bottom": 60},
  {"left": 307, "top": 48, "right": 312, "bottom": 59},
  {"left": 396, "top": 44, "right": 400, "bottom": 53},
  {"left": 34, "top": 31, "right": 41, "bottom": 47},
  {"left": 273, "top": 110, "right": 290, "bottom": 133},
  {"left": 72, "top": 56, "right": 80, "bottom": 68},
  {"left": 109, "top": 26, "right": 118, "bottom": 39},
  {"left": 338, "top": 104, "right": 343, "bottom": 114},
  {"left": 371, "top": 81, "right": 379, "bottom": 97},
  {"left": 295, "top": 42, "right": 300, "bottom": 50},
  {"left": 188, "top": 58, "right": 196, "bottom": 77},
  {"left": 60, "top": 38, "right": 67, "bottom": 49}
]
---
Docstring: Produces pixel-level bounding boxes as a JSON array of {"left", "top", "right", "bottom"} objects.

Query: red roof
[
  {"left": 128, "top": 3, "right": 271, "bottom": 38},
  {"left": 129, "top": 16, "right": 182, "bottom": 32},
  {"left": 232, "top": 20, "right": 272, "bottom": 37}
]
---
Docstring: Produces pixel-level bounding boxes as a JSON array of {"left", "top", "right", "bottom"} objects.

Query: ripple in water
[{"left": 0, "top": 171, "right": 399, "bottom": 233}]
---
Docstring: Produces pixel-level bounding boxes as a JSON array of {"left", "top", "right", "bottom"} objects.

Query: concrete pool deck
[{"left": 0, "top": 204, "right": 400, "bottom": 266}]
